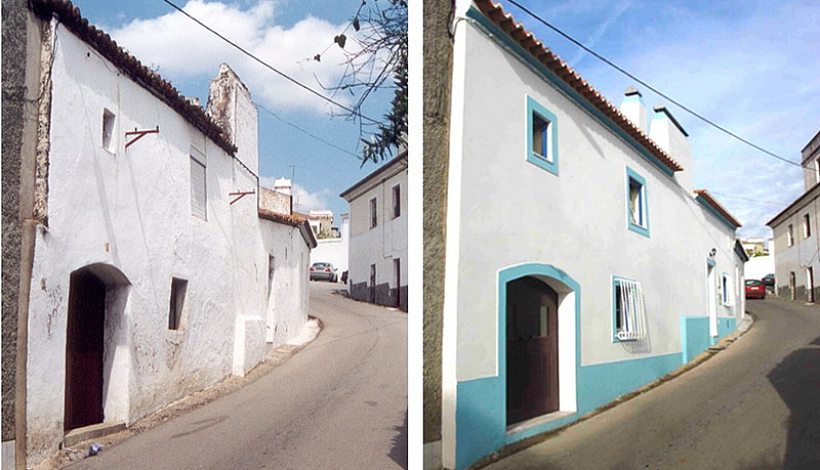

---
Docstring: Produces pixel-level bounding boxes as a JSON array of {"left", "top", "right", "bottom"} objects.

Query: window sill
[
  {"left": 527, "top": 153, "right": 558, "bottom": 175},
  {"left": 628, "top": 222, "right": 650, "bottom": 238}
]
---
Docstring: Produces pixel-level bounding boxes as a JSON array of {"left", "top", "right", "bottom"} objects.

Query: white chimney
[
  {"left": 649, "top": 105, "right": 692, "bottom": 191},
  {"left": 619, "top": 86, "right": 647, "bottom": 132},
  {"left": 273, "top": 177, "right": 292, "bottom": 196}
]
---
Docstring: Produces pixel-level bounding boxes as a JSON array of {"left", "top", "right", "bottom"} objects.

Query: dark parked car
[
  {"left": 309, "top": 262, "right": 338, "bottom": 282},
  {"left": 745, "top": 279, "right": 766, "bottom": 299},
  {"left": 762, "top": 273, "right": 775, "bottom": 288}
]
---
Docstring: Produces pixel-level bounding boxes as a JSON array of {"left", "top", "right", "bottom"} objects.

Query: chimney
[
  {"left": 273, "top": 177, "right": 292, "bottom": 196},
  {"left": 619, "top": 86, "right": 647, "bottom": 132},
  {"left": 206, "top": 63, "right": 259, "bottom": 174},
  {"left": 649, "top": 105, "right": 692, "bottom": 191}
]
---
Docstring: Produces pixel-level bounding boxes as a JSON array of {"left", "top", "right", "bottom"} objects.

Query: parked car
[
  {"left": 309, "top": 262, "right": 338, "bottom": 282},
  {"left": 745, "top": 279, "right": 766, "bottom": 299},
  {"left": 762, "top": 273, "right": 775, "bottom": 288}
]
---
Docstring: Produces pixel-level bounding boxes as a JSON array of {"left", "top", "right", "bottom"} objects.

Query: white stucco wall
[
  {"left": 347, "top": 166, "right": 408, "bottom": 302},
  {"left": 25, "top": 23, "right": 310, "bottom": 463},
  {"left": 771, "top": 194, "right": 820, "bottom": 298},
  {"left": 447, "top": 21, "right": 744, "bottom": 383},
  {"left": 744, "top": 255, "right": 774, "bottom": 281}
]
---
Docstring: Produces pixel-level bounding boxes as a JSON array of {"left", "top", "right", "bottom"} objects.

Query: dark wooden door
[
  {"left": 64, "top": 269, "right": 106, "bottom": 431},
  {"left": 506, "top": 276, "right": 559, "bottom": 425}
]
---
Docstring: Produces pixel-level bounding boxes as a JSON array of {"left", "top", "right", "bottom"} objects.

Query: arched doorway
[
  {"left": 64, "top": 264, "right": 130, "bottom": 431},
  {"left": 506, "top": 276, "right": 559, "bottom": 425}
]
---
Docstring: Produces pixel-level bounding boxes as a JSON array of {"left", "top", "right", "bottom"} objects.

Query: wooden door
[
  {"left": 64, "top": 269, "right": 106, "bottom": 431},
  {"left": 506, "top": 277, "right": 559, "bottom": 425}
]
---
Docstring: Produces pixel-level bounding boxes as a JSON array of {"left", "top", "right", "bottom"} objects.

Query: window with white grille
[
  {"left": 190, "top": 153, "right": 207, "bottom": 220},
  {"left": 613, "top": 277, "right": 648, "bottom": 341}
]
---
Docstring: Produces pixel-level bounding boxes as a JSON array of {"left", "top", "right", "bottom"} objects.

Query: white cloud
[{"left": 109, "top": 0, "right": 354, "bottom": 113}]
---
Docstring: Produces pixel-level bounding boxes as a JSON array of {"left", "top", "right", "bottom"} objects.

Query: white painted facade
[
  {"left": 438, "top": 3, "right": 746, "bottom": 468},
  {"left": 744, "top": 255, "right": 775, "bottom": 281},
  {"left": 341, "top": 155, "right": 408, "bottom": 311},
  {"left": 310, "top": 213, "right": 350, "bottom": 274},
  {"left": 24, "top": 17, "right": 313, "bottom": 465}
]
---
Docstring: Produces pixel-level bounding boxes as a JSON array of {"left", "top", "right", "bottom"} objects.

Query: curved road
[
  {"left": 68, "top": 281, "right": 407, "bottom": 470},
  {"left": 489, "top": 298, "right": 820, "bottom": 470}
]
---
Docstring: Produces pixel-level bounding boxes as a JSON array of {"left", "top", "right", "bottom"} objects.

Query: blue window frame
[
  {"left": 626, "top": 166, "right": 649, "bottom": 238},
  {"left": 611, "top": 275, "right": 646, "bottom": 342},
  {"left": 526, "top": 95, "right": 558, "bottom": 174}
]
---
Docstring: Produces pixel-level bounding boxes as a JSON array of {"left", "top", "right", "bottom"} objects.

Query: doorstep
[{"left": 64, "top": 421, "right": 126, "bottom": 447}]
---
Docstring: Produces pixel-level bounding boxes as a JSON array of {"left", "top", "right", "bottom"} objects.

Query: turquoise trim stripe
[
  {"left": 623, "top": 94, "right": 643, "bottom": 104},
  {"left": 626, "top": 166, "right": 650, "bottom": 238},
  {"left": 576, "top": 352, "right": 682, "bottom": 414},
  {"left": 682, "top": 316, "right": 737, "bottom": 357},
  {"left": 696, "top": 195, "right": 738, "bottom": 231},
  {"left": 526, "top": 95, "right": 559, "bottom": 175},
  {"left": 465, "top": 6, "right": 675, "bottom": 178}
]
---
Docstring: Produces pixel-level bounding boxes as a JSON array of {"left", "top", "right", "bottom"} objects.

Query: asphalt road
[
  {"left": 68, "top": 281, "right": 407, "bottom": 470},
  {"left": 488, "top": 297, "right": 820, "bottom": 470}
]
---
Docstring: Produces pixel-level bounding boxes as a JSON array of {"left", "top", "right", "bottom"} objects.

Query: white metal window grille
[
  {"left": 190, "top": 156, "right": 207, "bottom": 220},
  {"left": 614, "top": 279, "right": 648, "bottom": 341}
]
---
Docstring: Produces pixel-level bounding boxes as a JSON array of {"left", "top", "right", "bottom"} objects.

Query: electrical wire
[
  {"left": 159, "top": 0, "right": 380, "bottom": 125},
  {"left": 255, "top": 102, "right": 363, "bottom": 159},
  {"left": 505, "top": 0, "right": 808, "bottom": 171}
]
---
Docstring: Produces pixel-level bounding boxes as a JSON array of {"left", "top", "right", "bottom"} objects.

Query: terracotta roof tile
[
  {"left": 694, "top": 189, "right": 742, "bottom": 228},
  {"left": 30, "top": 0, "right": 237, "bottom": 156},
  {"left": 473, "top": 0, "right": 684, "bottom": 173}
]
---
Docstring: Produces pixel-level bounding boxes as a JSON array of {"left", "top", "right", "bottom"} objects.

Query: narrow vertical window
[
  {"left": 392, "top": 184, "right": 401, "bottom": 219},
  {"left": 804, "top": 214, "right": 811, "bottom": 238},
  {"left": 612, "top": 277, "right": 647, "bottom": 341},
  {"left": 526, "top": 95, "right": 558, "bottom": 174},
  {"left": 721, "top": 273, "right": 732, "bottom": 306},
  {"left": 102, "top": 109, "right": 116, "bottom": 152},
  {"left": 626, "top": 167, "right": 649, "bottom": 237},
  {"left": 808, "top": 267, "right": 815, "bottom": 303},
  {"left": 369, "top": 264, "right": 376, "bottom": 303},
  {"left": 168, "top": 278, "right": 188, "bottom": 330},
  {"left": 394, "top": 258, "right": 401, "bottom": 308},
  {"left": 787, "top": 224, "right": 794, "bottom": 247},
  {"left": 370, "top": 197, "right": 377, "bottom": 228},
  {"left": 190, "top": 152, "right": 207, "bottom": 220}
]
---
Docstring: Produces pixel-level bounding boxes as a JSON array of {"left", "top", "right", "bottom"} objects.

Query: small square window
[
  {"left": 168, "top": 277, "right": 188, "bottom": 330},
  {"left": 102, "top": 109, "right": 116, "bottom": 152},
  {"left": 392, "top": 185, "right": 401, "bottom": 219},
  {"left": 370, "top": 197, "right": 378, "bottom": 229},
  {"left": 626, "top": 167, "right": 649, "bottom": 238},
  {"left": 526, "top": 96, "right": 558, "bottom": 174}
]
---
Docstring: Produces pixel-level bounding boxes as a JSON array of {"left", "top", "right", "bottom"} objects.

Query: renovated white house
[
  {"left": 16, "top": 1, "right": 316, "bottom": 466},
  {"left": 433, "top": 1, "right": 747, "bottom": 468},
  {"left": 767, "top": 130, "right": 820, "bottom": 302},
  {"left": 341, "top": 153, "right": 408, "bottom": 311}
]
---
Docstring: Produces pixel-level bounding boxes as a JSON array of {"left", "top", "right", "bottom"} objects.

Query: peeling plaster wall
[{"left": 24, "top": 24, "right": 310, "bottom": 464}]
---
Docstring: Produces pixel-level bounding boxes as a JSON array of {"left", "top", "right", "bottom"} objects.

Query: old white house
[
  {"left": 767, "top": 130, "right": 820, "bottom": 302},
  {"left": 341, "top": 153, "right": 408, "bottom": 311},
  {"left": 13, "top": 1, "right": 316, "bottom": 466},
  {"left": 434, "top": 2, "right": 747, "bottom": 468},
  {"left": 309, "top": 211, "right": 350, "bottom": 275}
]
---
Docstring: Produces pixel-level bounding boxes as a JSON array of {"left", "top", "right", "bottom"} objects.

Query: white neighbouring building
[
  {"left": 767, "top": 130, "right": 820, "bottom": 302},
  {"left": 433, "top": 2, "right": 748, "bottom": 469},
  {"left": 15, "top": 1, "right": 316, "bottom": 466},
  {"left": 309, "top": 212, "right": 350, "bottom": 274},
  {"left": 341, "top": 152, "right": 408, "bottom": 311}
]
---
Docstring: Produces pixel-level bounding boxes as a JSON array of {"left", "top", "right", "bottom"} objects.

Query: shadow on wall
[
  {"left": 766, "top": 335, "right": 820, "bottom": 469},
  {"left": 388, "top": 409, "right": 408, "bottom": 469}
]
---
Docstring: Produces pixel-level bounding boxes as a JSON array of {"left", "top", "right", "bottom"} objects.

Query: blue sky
[
  {"left": 505, "top": 0, "right": 820, "bottom": 238},
  {"left": 70, "top": 0, "right": 396, "bottom": 221}
]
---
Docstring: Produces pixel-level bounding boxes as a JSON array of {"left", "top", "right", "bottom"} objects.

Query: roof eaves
[
  {"left": 766, "top": 180, "right": 820, "bottom": 227},
  {"left": 694, "top": 189, "right": 742, "bottom": 229},
  {"left": 471, "top": 0, "right": 683, "bottom": 175},
  {"left": 339, "top": 151, "right": 409, "bottom": 200},
  {"left": 31, "top": 0, "right": 238, "bottom": 156}
]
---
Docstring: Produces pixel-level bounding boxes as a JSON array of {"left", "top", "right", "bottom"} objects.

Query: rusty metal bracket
[
  {"left": 125, "top": 126, "right": 160, "bottom": 149},
  {"left": 228, "top": 190, "right": 256, "bottom": 205}
]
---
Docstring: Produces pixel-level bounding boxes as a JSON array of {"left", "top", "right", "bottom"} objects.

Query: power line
[
  {"left": 255, "top": 102, "right": 363, "bottom": 159},
  {"left": 159, "top": 0, "right": 380, "bottom": 125},
  {"left": 505, "top": 0, "right": 806, "bottom": 171},
  {"left": 708, "top": 191, "right": 790, "bottom": 208}
]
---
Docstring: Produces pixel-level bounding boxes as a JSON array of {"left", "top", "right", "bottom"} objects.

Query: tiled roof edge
[
  {"left": 694, "top": 189, "right": 742, "bottom": 228},
  {"left": 30, "top": 0, "right": 238, "bottom": 156},
  {"left": 472, "top": 0, "right": 684, "bottom": 173}
]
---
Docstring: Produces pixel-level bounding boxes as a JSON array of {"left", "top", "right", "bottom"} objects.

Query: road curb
[
  {"left": 36, "top": 318, "right": 325, "bottom": 470},
  {"left": 469, "top": 313, "right": 756, "bottom": 470}
]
